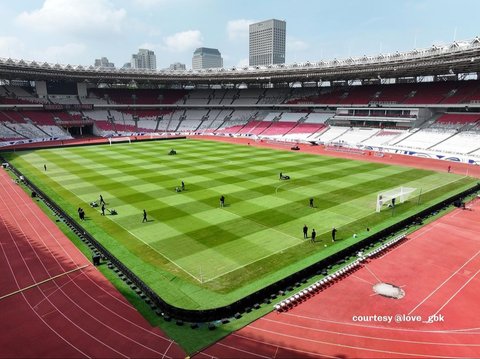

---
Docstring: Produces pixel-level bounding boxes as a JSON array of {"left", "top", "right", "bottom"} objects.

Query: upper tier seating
[
  {"left": 402, "top": 81, "right": 457, "bottom": 104},
  {"left": 284, "top": 80, "right": 480, "bottom": 106},
  {"left": 0, "top": 111, "right": 26, "bottom": 123},
  {"left": 21, "top": 111, "right": 57, "bottom": 125},
  {"left": 90, "top": 89, "right": 187, "bottom": 105},
  {"left": 435, "top": 113, "right": 480, "bottom": 125}
]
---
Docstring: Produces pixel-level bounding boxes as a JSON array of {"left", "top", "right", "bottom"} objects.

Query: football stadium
[{"left": 1, "top": 4, "right": 480, "bottom": 359}]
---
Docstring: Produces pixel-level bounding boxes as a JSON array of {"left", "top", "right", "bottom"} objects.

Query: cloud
[
  {"left": 15, "top": 0, "right": 126, "bottom": 35},
  {"left": 32, "top": 43, "right": 87, "bottom": 64},
  {"left": 287, "top": 36, "right": 309, "bottom": 52},
  {"left": 162, "top": 30, "right": 203, "bottom": 52},
  {"left": 0, "top": 36, "right": 25, "bottom": 59},
  {"left": 227, "top": 19, "right": 256, "bottom": 40},
  {"left": 236, "top": 58, "right": 249, "bottom": 68},
  {"left": 133, "top": 0, "right": 167, "bottom": 7}
]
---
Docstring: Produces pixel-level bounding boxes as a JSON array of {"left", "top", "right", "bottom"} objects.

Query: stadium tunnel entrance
[{"left": 64, "top": 124, "right": 94, "bottom": 137}]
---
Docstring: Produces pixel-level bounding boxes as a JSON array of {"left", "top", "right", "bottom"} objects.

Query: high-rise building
[
  {"left": 131, "top": 49, "right": 156, "bottom": 70},
  {"left": 169, "top": 62, "right": 186, "bottom": 71},
  {"left": 249, "top": 19, "right": 286, "bottom": 66},
  {"left": 94, "top": 57, "right": 115, "bottom": 68},
  {"left": 192, "top": 48, "right": 223, "bottom": 70}
]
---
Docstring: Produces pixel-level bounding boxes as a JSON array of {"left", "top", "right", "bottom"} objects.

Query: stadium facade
[{"left": 0, "top": 37, "right": 480, "bottom": 166}]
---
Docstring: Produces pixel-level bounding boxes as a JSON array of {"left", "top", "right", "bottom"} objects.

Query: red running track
[
  {"left": 0, "top": 168, "right": 185, "bottom": 358},
  {"left": 196, "top": 197, "right": 480, "bottom": 358}
]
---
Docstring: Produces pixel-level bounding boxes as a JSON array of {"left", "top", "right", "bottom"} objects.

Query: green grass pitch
[{"left": 4, "top": 139, "right": 476, "bottom": 310}]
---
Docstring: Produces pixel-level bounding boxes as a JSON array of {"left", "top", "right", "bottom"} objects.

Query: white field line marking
[
  {"left": 201, "top": 207, "right": 365, "bottom": 283},
  {"left": 223, "top": 207, "right": 301, "bottom": 242},
  {"left": 161, "top": 341, "right": 173, "bottom": 359},
  {"left": 3, "top": 176, "right": 173, "bottom": 358},
  {"left": 258, "top": 316, "right": 480, "bottom": 347},
  {"left": 104, "top": 199, "right": 361, "bottom": 284},
  {"left": 379, "top": 201, "right": 473, "bottom": 260},
  {"left": 0, "top": 264, "right": 89, "bottom": 301},
  {"left": 247, "top": 324, "right": 468, "bottom": 359},
  {"left": 202, "top": 237, "right": 304, "bottom": 283},
  {"left": 7, "top": 170, "right": 179, "bottom": 345},
  {"left": 32, "top": 271, "right": 88, "bottom": 310},
  {"left": 432, "top": 268, "right": 480, "bottom": 316},
  {"left": 407, "top": 249, "right": 480, "bottom": 315},
  {"left": 274, "top": 181, "right": 290, "bottom": 195},
  {"left": 34, "top": 160, "right": 469, "bottom": 284},
  {"left": 0, "top": 206, "right": 90, "bottom": 357},
  {"left": 230, "top": 332, "right": 339, "bottom": 359},
  {"left": 351, "top": 274, "right": 375, "bottom": 286},
  {"left": 36, "top": 183, "right": 204, "bottom": 283},
  {"left": 362, "top": 263, "right": 383, "bottom": 283},
  {"left": 215, "top": 342, "right": 271, "bottom": 359},
  {"left": 0, "top": 178, "right": 129, "bottom": 358},
  {"left": 372, "top": 175, "right": 469, "bottom": 214},
  {"left": 283, "top": 312, "right": 480, "bottom": 334},
  {"left": 122, "top": 227, "right": 204, "bottom": 283}
]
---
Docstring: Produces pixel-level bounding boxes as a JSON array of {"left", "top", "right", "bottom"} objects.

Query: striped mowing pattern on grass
[{"left": 11, "top": 139, "right": 465, "bottom": 285}]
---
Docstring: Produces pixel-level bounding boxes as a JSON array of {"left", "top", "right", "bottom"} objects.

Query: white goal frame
[
  {"left": 376, "top": 187, "right": 417, "bottom": 212},
  {"left": 108, "top": 136, "right": 131, "bottom": 145}
]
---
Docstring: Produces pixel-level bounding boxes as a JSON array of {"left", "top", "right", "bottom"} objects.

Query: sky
[{"left": 0, "top": 0, "right": 479, "bottom": 70}]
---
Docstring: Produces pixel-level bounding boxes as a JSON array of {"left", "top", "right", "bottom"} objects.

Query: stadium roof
[{"left": 1, "top": 38, "right": 480, "bottom": 86}]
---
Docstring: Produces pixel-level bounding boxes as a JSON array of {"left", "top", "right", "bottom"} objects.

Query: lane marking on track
[
  {"left": 408, "top": 249, "right": 480, "bottom": 315},
  {"left": 432, "top": 268, "right": 480, "bottom": 316},
  {"left": 0, "top": 264, "right": 89, "bottom": 301}
]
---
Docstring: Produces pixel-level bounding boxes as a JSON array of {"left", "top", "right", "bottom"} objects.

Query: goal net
[
  {"left": 108, "top": 136, "right": 131, "bottom": 146},
  {"left": 376, "top": 187, "right": 417, "bottom": 212}
]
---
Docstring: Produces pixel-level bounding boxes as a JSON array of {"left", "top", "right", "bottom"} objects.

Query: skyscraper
[
  {"left": 169, "top": 62, "right": 186, "bottom": 71},
  {"left": 192, "top": 48, "right": 223, "bottom": 70},
  {"left": 131, "top": 49, "right": 156, "bottom": 70},
  {"left": 94, "top": 57, "right": 115, "bottom": 68},
  {"left": 249, "top": 19, "right": 286, "bottom": 66}
]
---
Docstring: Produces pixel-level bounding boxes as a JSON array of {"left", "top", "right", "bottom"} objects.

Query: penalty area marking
[
  {"left": 372, "top": 175, "right": 469, "bottom": 215},
  {"left": 0, "top": 264, "right": 89, "bottom": 302}
]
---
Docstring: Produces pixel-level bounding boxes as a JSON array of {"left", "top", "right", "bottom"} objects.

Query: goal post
[
  {"left": 108, "top": 136, "right": 131, "bottom": 146},
  {"left": 376, "top": 187, "right": 417, "bottom": 212}
]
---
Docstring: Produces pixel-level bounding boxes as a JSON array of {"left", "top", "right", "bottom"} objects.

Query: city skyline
[{"left": 0, "top": 0, "right": 479, "bottom": 69}]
